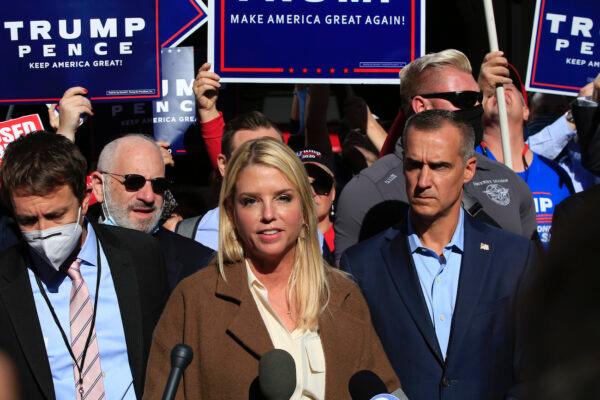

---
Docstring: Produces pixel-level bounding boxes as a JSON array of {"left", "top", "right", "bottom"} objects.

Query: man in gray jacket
[{"left": 335, "top": 49, "right": 536, "bottom": 264}]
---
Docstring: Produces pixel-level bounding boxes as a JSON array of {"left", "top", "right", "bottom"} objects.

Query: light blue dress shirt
[
  {"left": 28, "top": 222, "right": 136, "bottom": 399},
  {"left": 195, "top": 206, "right": 325, "bottom": 252},
  {"left": 407, "top": 210, "right": 464, "bottom": 359},
  {"left": 527, "top": 115, "right": 576, "bottom": 161},
  {"left": 527, "top": 114, "right": 598, "bottom": 192}
]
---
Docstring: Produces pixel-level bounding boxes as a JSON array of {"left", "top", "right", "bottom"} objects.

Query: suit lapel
[
  {"left": 217, "top": 264, "right": 274, "bottom": 360},
  {"left": 0, "top": 247, "right": 55, "bottom": 400},
  {"left": 381, "top": 223, "right": 444, "bottom": 364},
  {"left": 445, "top": 216, "right": 492, "bottom": 364},
  {"left": 94, "top": 226, "right": 145, "bottom": 389}
]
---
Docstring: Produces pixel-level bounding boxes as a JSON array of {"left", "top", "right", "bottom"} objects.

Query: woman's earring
[{"left": 329, "top": 203, "right": 335, "bottom": 219}]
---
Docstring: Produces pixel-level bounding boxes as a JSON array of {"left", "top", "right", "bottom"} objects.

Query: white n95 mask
[{"left": 22, "top": 207, "right": 83, "bottom": 271}]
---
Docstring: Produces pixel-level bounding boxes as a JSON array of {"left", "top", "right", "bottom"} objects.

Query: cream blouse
[{"left": 246, "top": 262, "right": 326, "bottom": 400}]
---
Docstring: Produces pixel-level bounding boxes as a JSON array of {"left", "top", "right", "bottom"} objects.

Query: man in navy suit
[{"left": 341, "top": 110, "right": 535, "bottom": 400}]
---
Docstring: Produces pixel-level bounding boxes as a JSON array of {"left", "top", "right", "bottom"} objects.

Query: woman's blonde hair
[{"left": 218, "top": 137, "right": 330, "bottom": 330}]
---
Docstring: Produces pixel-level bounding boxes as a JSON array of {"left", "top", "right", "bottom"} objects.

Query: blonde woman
[{"left": 143, "top": 138, "right": 399, "bottom": 399}]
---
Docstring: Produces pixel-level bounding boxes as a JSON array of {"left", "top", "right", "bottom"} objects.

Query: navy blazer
[{"left": 340, "top": 214, "right": 536, "bottom": 400}]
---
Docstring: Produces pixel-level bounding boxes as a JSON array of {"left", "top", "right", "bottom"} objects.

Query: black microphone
[
  {"left": 161, "top": 344, "right": 193, "bottom": 400},
  {"left": 349, "top": 370, "right": 388, "bottom": 400},
  {"left": 258, "top": 349, "right": 296, "bottom": 400},
  {"left": 349, "top": 370, "right": 410, "bottom": 400}
]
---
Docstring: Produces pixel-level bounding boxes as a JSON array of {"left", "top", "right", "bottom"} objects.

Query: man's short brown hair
[
  {"left": 0, "top": 131, "right": 87, "bottom": 207},
  {"left": 402, "top": 109, "right": 475, "bottom": 163},
  {"left": 221, "top": 111, "right": 281, "bottom": 159}
]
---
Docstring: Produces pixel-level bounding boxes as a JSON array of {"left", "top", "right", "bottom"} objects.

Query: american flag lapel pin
[{"left": 480, "top": 243, "right": 490, "bottom": 251}]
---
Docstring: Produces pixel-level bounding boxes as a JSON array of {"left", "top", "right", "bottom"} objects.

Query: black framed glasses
[
  {"left": 415, "top": 91, "right": 483, "bottom": 109},
  {"left": 100, "top": 171, "right": 169, "bottom": 194},
  {"left": 305, "top": 164, "right": 334, "bottom": 196}
]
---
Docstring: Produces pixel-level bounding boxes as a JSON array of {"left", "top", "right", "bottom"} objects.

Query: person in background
[
  {"left": 90, "top": 134, "right": 214, "bottom": 290},
  {"left": 550, "top": 75, "right": 600, "bottom": 246},
  {"left": 334, "top": 49, "right": 537, "bottom": 265},
  {"left": 572, "top": 73, "right": 600, "bottom": 177},
  {"left": 0, "top": 131, "right": 168, "bottom": 399},
  {"left": 193, "top": 62, "right": 224, "bottom": 170},
  {"left": 478, "top": 82, "right": 574, "bottom": 247},
  {"left": 143, "top": 138, "right": 400, "bottom": 399},
  {"left": 341, "top": 110, "right": 535, "bottom": 400},
  {"left": 480, "top": 52, "right": 598, "bottom": 192},
  {"left": 296, "top": 149, "right": 337, "bottom": 265}
]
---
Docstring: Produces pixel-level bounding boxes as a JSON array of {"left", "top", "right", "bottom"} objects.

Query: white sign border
[{"left": 525, "top": 0, "right": 579, "bottom": 97}]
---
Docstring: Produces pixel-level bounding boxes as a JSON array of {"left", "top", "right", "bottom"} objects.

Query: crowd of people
[{"left": 0, "top": 47, "right": 598, "bottom": 400}]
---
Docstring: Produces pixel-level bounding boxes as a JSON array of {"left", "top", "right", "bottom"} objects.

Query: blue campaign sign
[
  {"left": 526, "top": 0, "right": 599, "bottom": 96},
  {"left": 160, "top": 0, "right": 208, "bottom": 48},
  {"left": 208, "top": 0, "right": 425, "bottom": 84},
  {"left": 153, "top": 47, "right": 197, "bottom": 154},
  {"left": 0, "top": 0, "right": 160, "bottom": 103}
]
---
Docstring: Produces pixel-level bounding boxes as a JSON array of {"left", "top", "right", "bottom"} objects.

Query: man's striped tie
[{"left": 67, "top": 259, "right": 105, "bottom": 400}]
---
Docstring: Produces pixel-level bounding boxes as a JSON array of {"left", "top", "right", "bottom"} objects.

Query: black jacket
[
  {"left": 153, "top": 227, "right": 214, "bottom": 290},
  {"left": 573, "top": 102, "right": 600, "bottom": 176},
  {"left": 0, "top": 222, "right": 169, "bottom": 400}
]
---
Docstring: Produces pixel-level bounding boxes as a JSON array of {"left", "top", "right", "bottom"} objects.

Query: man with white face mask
[
  {"left": 90, "top": 134, "right": 214, "bottom": 290},
  {"left": 0, "top": 131, "right": 169, "bottom": 400}
]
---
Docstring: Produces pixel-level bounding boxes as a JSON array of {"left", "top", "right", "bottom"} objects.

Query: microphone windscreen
[
  {"left": 170, "top": 344, "right": 193, "bottom": 369},
  {"left": 348, "top": 370, "right": 388, "bottom": 400},
  {"left": 368, "top": 387, "right": 409, "bottom": 400},
  {"left": 259, "top": 349, "right": 296, "bottom": 400},
  {"left": 390, "top": 387, "right": 410, "bottom": 400}
]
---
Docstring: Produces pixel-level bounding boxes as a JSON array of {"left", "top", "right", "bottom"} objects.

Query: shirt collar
[
  {"left": 245, "top": 259, "right": 266, "bottom": 292},
  {"left": 407, "top": 208, "right": 465, "bottom": 255},
  {"left": 77, "top": 220, "right": 98, "bottom": 267}
]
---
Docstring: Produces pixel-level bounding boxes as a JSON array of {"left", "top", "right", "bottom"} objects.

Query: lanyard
[
  {"left": 33, "top": 238, "right": 102, "bottom": 395},
  {"left": 480, "top": 141, "right": 530, "bottom": 178}
]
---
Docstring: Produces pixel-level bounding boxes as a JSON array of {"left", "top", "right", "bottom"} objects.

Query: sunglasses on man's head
[
  {"left": 415, "top": 91, "right": 483, "bottom": 109},
  {"left": 100, "top": 172, "right": 169, "bottom": 194},
  {"left": 305, "top": 164, "right": 334, "bottom": 196}
]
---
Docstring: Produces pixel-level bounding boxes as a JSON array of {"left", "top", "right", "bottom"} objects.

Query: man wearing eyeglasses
[
  {"left": 90, "top": 134, "right": 214, "bottom": 290},
  {"left": 335, "top": 49, "right": 537, "bottom": 264}
]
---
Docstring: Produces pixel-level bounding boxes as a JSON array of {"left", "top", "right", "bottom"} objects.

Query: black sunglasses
[
  {"left": 305, "top": 164, "right": 334, "bottom": 196},
  {"left": 100, "top": 171, "right": 169, "bottom": 194},
  {"left": 415, "top": 91, "right": 483, "bottom": 109}
]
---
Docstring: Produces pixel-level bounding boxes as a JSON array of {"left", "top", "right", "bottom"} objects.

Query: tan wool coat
[{"left": 143, "top": 262, "right": 400, "bottom": 399}]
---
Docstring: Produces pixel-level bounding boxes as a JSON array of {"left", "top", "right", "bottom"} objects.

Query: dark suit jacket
[
  {"left": 143, "top": 262, "right": 400, "bottom": 399},
  {"left": 0, "top": 222, "right": 169, "bottom": 400},
  {"left": 340, "top": 214, "right": 536, "bottom": 400},
  {"left": 573, "top": 102, "right": 600, "bottom": 176},
  {"left": 153, "top": 227, "right": 214, "bottom": 290}
]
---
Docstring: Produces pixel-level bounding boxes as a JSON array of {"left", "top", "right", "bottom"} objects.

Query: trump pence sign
[
  {"left": 526, "top": 0, "right": 599, "bottom": 96},
  {"left": 0, "top": 0, "right": 160, "bottom": 103}
]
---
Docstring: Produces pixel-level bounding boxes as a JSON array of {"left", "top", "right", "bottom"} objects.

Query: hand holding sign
[
  {"left": 193, "top": 63, "right": 221, "bottom": 122},
  {"left": 478, "top": 51, "right": 513, "bottom": 98},
  {"left": 594, "top": 73, "right": 600, "bottom": 102},
  {"left": 52, "top": 87, "right": 94, "bottom": 142},
  {"left": 156, "top": 140, "right": 175, "bottom": 167}
]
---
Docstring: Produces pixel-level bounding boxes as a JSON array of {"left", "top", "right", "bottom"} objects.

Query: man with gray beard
[{"left": 91, "top": 134, "right": 214, "bottom": 290}]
